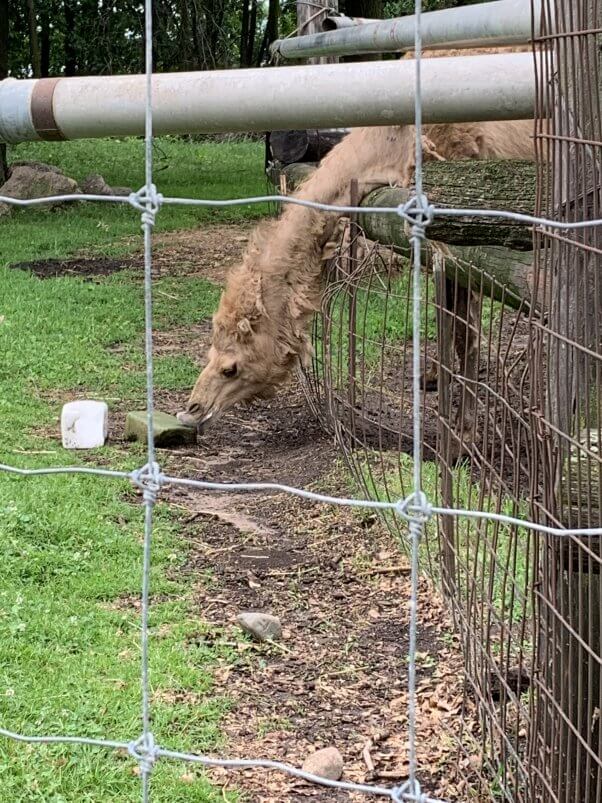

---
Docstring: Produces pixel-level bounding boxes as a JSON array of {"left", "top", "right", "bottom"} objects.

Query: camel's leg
[{"left": 452, "top": 283, "right": 479, "bottom": 451}]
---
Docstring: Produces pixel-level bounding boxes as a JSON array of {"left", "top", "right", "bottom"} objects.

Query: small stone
[
  {"left": 9, "top": 161, "right": 66, "bottom": 175},
  {"left": 302, "top": 747, "right": 344, "bottom": 781},
  {"left": 236, "top": 612, "right": 282, "bottom": 642},
  {"left": 61, "top": 400, "right": 108, "bottom": 449},
  {"left": 125, "top": 410, "right": 196, "bottom": 448}
]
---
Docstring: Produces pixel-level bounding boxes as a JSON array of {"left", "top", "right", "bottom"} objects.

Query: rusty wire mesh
[
  {"left": 530, "top": 1, "right": 602, "bottom": 801},
  {"left": 303, "top": 2, "right": 602, "bottom": 799}
]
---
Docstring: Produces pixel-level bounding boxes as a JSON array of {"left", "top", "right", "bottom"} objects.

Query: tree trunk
[
  {"left": 0, "top": 0, "right": 8, "bottom": 183},
  {"left": 247, "top": 0, "right": 257, "bottom": 66},
  {"left": 257, "top": 0, "right": 279, "bottom": 65},
  {"left": 40, "top": 5, "right": 50, "bottom": 77},
  {"left": 341, "top": 0, "right": 382, "bottom": 61},
  {"left": 26, "top": 0, "right": 41, "bottom": 77},
  {"left": 63, "top": 1, "right": 77, "bottom": 76},
  {"left": 297, "top": 0, "right": 338, "bottom": 64},
  {"left": 240, "top": 0, "right": 251, "bottom": 66},
  {"left": 361, "top": 160, "right": 537, "bottom": 251}
]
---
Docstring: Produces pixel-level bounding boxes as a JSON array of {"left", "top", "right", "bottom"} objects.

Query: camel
[
  {"left": 177, "top": 118, "right": 535, "bottom": 430},
  {"left": 177, "top": 48, "right": 537, "bottom": 430}
]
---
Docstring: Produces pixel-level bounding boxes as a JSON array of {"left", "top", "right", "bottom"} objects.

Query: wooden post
[{"left": 297, "top": 0, "right": 338, "bottom": 64}]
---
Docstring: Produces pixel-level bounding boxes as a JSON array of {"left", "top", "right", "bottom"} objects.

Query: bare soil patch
[
  {"left": 9, "top": 255, "right": 138, "bottom": 279},
  {"left": 8, "top": 223, "right": 252, "bottom": 281}
]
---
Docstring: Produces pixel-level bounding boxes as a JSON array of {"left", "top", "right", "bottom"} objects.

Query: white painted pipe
[
  {"left": 272, "top": 0, "right": 542, "bottom": 60},
  {"left": 0, "top": 52, "right": 536, "bottom": 145}
]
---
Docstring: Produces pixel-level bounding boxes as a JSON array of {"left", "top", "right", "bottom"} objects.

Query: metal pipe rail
[
  {"left": 271, "top": 0, "right": 542, "bottom": 60},
  {"left": 0, "top": 52, "right": 536, "bottom": 144}
]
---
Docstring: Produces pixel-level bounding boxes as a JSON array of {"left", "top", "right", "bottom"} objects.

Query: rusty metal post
[
  {"left": 434, "top": 253, "right": 457, "bottom": 602},
  {"left": 347, "top": 178, "right": 359, "bottom": 440}
]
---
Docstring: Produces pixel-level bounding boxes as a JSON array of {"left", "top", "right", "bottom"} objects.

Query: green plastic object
[{"left": 125, "top": 410, "right": 196, "bottom": 447}]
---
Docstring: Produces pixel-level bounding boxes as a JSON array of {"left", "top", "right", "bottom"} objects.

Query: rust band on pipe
[
  {"left": 31, "top": 78, "right": 65, "bottom": 141},
  {"left": 0, "top": 52, "right": 537, "bottom": 144}
]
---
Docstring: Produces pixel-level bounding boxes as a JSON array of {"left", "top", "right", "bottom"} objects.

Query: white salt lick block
[{"left": 61, "top": 401, "right": 108, "bottom": 449}]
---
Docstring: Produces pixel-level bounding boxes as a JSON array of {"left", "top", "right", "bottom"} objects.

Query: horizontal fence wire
[
  {"left": 1, "top": 1, "right": 600, "bottom": 801},
  {"left": 5, "top": 188, "right": 602, "bottom": 231}
]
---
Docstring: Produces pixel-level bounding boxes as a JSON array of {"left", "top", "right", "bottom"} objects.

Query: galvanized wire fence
[
  {"left": 1, "top": 0, "right": 602, "bottom": 801},
  {"left": 302, "top": 2, "right": 602, "bottom": 800}
]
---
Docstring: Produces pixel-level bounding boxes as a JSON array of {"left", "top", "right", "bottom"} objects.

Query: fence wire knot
[
  {"left": 131, "top": 462, "right": 164, "bottom": 504},
  {"left": 397, "top": 193, "right": 434, "bottom": 238},
  {"left": 128, "top": 733, "right": 160, "bottom": 775},
  {"left": 129, "top": 184, "right": 163, "bottom": 228},
  {"left": 395, "top": 491, "right": 432, "bottom": 524},
  {"left": 392, "top": 779, "right": 426, "bottom": 802}
]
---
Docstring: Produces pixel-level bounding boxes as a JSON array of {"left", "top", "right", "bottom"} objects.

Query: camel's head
[{"left": 177, "top": 266, "right": 314, "bottom": 429}]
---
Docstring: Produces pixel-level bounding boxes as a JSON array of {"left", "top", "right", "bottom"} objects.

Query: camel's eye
[{"left": 222, "top": 364, "right": 238, "bottom": 378}]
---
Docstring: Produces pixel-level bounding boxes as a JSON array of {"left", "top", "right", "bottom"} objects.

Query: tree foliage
[{"left": 4, "top": 0, "right": 490, "bottom": 78}]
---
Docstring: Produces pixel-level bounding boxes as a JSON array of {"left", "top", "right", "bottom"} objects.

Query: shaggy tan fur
[{"left": 179, "top": 51, "right": 537, "bottom": 426}]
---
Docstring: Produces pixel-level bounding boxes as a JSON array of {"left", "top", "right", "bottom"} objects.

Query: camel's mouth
[{"left": 176, "top": 410, "right": 214, "bottom": 431}]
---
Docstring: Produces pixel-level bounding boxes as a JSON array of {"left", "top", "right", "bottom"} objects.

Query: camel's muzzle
[{"left": 176, "top": 409, "right": 213, "bottom": 430}]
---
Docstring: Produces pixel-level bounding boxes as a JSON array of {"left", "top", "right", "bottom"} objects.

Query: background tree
[{"left": 0, "top": 0, "right": 8, "bottom": 181}]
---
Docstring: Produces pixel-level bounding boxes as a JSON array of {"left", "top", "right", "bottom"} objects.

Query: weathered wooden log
[
  {"left": 266, "top": 161, "right": 317, "bottom": 190},
  {"left": 360, "top": 159, "right": 536, "bottom": 251},
  {"left": 268, "top": 129, "right": 347, "bottom": 164},
  {"left": 370, "top": 237, "right": 536, "bottom": 311}
]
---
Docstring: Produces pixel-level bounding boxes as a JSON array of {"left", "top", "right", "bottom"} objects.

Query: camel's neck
[{"left": 249, "top": 205, "right": 335, "bottom": 330}]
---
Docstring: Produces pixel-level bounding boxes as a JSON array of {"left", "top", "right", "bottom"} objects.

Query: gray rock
[
  {"left": 0, "top": 165, "right": 79, "bottom": 216},
  {"left": 236, "top": 612, "right": 282, "bottom": 642},
  {"left": 80, "top": 173, "right": 114, "bottom": 196},
  {"left": 9, "top": 160, "right": 65, "bottom": 176},
  {"left": 111, "top": 186, "right": 134, "bottom": 197},
  {"left": 302, "top": 747, "right": 344, "bottom": 781},
  {"left": 80, "top": 175, "right": 132, "bottom": 197}
]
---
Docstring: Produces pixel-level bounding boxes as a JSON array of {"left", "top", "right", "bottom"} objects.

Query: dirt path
[
  {"left": 149, "top": 226, "right": 475, "bottom": 802},
  {"left": 154, "top": 378, "right": 469, "bottom": 802}
]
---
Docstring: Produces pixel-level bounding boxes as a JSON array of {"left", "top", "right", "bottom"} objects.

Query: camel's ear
[{"left": 237, "top": 317, "right": 253, "bottom": 337}]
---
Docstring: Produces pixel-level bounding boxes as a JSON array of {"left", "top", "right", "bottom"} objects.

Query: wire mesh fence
[
  {"left": 301, "top": 2, "right": 602, "bottom": 800},
  {"left": 2, "top": 0, "right": 602, "bottom": 801}
]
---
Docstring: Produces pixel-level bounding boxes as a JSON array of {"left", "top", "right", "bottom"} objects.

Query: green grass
[
  {"left": 351, "top": 449, "right": 532, "bottom": 631},
  {"left": 0, "top": 137, "right": 268, "bottom": 800},
  {"left": 3, "top": 137, "right": 268, "bottom": 266}
]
